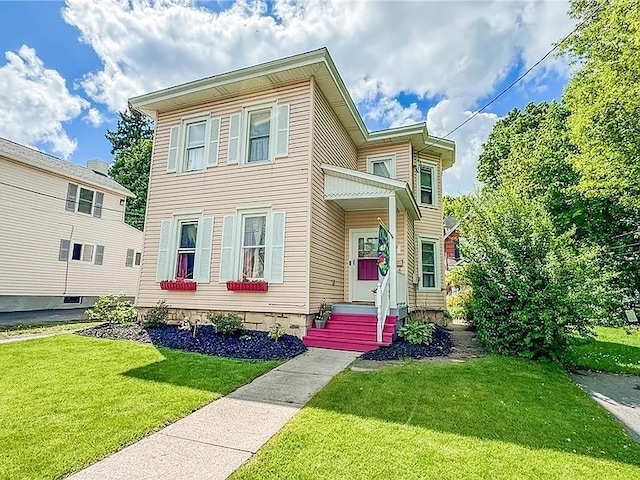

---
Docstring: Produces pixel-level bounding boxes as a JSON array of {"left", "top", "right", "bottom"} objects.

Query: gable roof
[
  {"left": 0, "top": 137, "right": 134, "bottom": 197},
  {"left": 130, "top": 48, "right": 455, "bottom": 169}
]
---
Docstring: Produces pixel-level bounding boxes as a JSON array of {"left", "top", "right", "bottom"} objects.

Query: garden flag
[{"left": 377, "top": 221, "right": 390, "bottom": 277}]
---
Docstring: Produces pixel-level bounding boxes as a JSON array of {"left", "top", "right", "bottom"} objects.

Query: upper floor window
[
  {"left": 166, "top": 116, "right": 221, "bottom": 174},
  {"left": 367, "top": 155, "right": 395, "bottom": 179},
  {"left": 247, "top": 109, "right": 271, "bottom": 163},
  {"left": 65, "top": 183, "right": 104, "bottom": 218},
  {"left": 419, "top": 164, "right": 435, "bottom": 206},
  {"left": 184, "top": 120, "right": 207, "bottom": 171}
]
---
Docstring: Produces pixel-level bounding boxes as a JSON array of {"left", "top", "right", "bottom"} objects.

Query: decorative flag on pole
[{"left": 377, "top": 220, "right": 390, "bottom": 277}]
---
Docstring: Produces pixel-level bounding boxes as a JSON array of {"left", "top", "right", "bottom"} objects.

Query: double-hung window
[
  {"left": 247, "top": 109, "right": 271, "bottom": 163},
  {"left": 184, "top": 121, "right": 206, "bottom": 172},
  {"left": 176, "top": 221, "right": 198, "bottom": 279},
  {"left": 241, "top": 215, "right": 267, "bottom": 279},
  {"left": 368, "top": 155, "right": 395, "bottom": 179},
  {"left": 77, "top": 188, "right": 94, "bottom": 214},
  {"left": 66, "top": 183, "right": 104, "bottom": 217},
  {"left": 420, "top": 239, "right": 438, "bottom": 289},
  {"left": 419, "top": 164, "right": 435, "bottom": 205},
  {"left": 166, "top": 115, "right": 221, "bottom": 174}
]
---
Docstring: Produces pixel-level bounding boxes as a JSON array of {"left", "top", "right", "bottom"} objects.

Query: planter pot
[
  {"left": 226, "top": 281, "right": 269, "bottom": 292},
  {"left": 160, "top": 280, "right": 197, "bottom": 291},
  {"left": 314, "top": 311, "right": 330, "bottom": 328}
]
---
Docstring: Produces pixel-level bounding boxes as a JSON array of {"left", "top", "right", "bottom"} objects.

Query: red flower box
[
  {"left": 226, "top": 281, "right": 269, "bottom": 292},
  {"left": 160, "top": 280, "right": 197, "bottom": 291}
]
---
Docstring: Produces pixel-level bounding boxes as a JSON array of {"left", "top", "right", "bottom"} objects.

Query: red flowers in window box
[
  {"left": 160, "top": 278, "right": 197, "bottom": 291},
  {"left": 226, "top": 280, "right": 269, "bottom": 291}
]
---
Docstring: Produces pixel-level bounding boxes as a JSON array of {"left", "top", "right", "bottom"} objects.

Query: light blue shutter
[
  {"left": 167, "top": 126, "right": 179, "bottom": 172},
  {"left": 207, "top": 118, "right": 220, "bottom": 167},
  {"left": 125, "top": 248, "right": 134, "bottom": 267},
  {"left": 218, "top": 215, "right": 235, "bottom": 282},
  {"left": 275, "top": 104, "right": 289, "bottom": 158},
  {"left": 156, "top": 220, "right": 172, "bottom": 281},
  {"left": 266, "top": 211, "right": 286, "bottom": 283},
  {"left": 194, "top": 216, "right": 214, "bottom": 283},
  {"left": 59, "top": 239, "right": 70, "bottom": 261},
  {"left": 93, "top": 191, "right": 104, "bottom": 218},
  {"left": 95, "top": 245, "right": 105, "bottom": 265},
  {"left": 65, "top": 184, "right": 77, "bottom": 211},
  {"left": 227, "top": 113, "right": 241, "bottom": 164}
]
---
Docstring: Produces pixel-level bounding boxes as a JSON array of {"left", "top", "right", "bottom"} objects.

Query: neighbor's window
[
  {"left": 241, "top": 215, "right": 267, "bottom": 278},
  {"left": 419, "top": 165, "right": 434, "bottom": 205},
  {"left": 421, "top": 240, "right": 436, "bottom": 288},
  {"left": 77, "top": 188, "right": 94, "bottom": 214},
  {"left": 247, "top": 109, "right": 271, "bottom": 163},
  {"left": 176, "top": 221, "right": 198, "bottom": 279},
  {"left": 71, "top": 243, "right": 94, "bottom": 263},
  {"left": 184, "top": 121, "right": 206, "bottom": 172},
  {"left": 135, "top": 252, "right": 142, "bottom": 266}
]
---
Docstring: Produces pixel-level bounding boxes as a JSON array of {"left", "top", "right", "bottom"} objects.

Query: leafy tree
[
  {"left": 462, "top": 186, "right": 618, "bottom": 360},
  {"left": 443, "top": 194, "right": 473, "bottom": 221},
  {"left": 562, "top": 0, "right": 640, "bottom": 216},
  {"left": 109, "top": 139, "right": 152, "bottom": 231},
  {"left": 105, "top": 103, "right": 154, "bottom": 156}
]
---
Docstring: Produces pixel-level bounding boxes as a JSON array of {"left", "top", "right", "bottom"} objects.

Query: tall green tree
[
  {"left": 106, "top": 104, "right": 154, "bottom": 231},
  {"left": 443, "top": 194, "right": 474, "bottom": 221}
]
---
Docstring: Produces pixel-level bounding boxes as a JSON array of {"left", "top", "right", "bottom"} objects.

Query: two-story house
[
  {"left": 0, "top": 137, "right": 144, "bottom": 312},
  {"left": 131, "top": 48, "right": 455, "bottom": 351}
]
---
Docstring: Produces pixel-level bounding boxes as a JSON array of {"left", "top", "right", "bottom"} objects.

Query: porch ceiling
[{"left": 322, "top": 164, "right": 421, "bottom": 220}]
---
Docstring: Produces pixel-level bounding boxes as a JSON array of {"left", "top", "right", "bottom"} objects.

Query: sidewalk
[{"left": 69, "top": 348, "right": 359, "bottom": 480}]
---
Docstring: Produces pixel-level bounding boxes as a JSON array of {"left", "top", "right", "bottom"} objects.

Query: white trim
[
  {"left": 70, "top": 242, "right": 96, "bottom": 264},
  {"left": 417, "top": 162, "right": 437, "bottom": 207},
  {"left": 177, "top": 115, "right": 210, "bottom": 174},
  {"left": 367, "top": 153, "right": 396, "bottom": 179},
  {"left": 348, "top": 228, "right": 380, "bottom": 303},
  {"left": 418, "top": 236, "right": 441, "bottom": 292},
  {"left": 76, "top": 185, "right": 97, "bottom": 216},
  {"left": 241, "top": 101, "right": 277, "bottom": 166}
]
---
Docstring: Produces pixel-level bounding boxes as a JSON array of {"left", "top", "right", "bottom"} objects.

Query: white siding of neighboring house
[{"left": 0, "top": 156, "right": 143, "bottom": 311}]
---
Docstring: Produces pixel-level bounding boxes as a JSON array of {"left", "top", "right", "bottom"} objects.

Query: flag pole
[{"left": 377, "top": 217, "right": 394, "bottom": 238}]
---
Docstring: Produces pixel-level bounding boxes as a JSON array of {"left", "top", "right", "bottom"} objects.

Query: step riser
[
  {"left": 316, "top": 324, "right": 396, "bottom": 333},
  {"left": 303, "top": 338, "right": 389, "bottom": 352},
  {"left": 305, "top": 331, "right": 393, "bottom": 343}
]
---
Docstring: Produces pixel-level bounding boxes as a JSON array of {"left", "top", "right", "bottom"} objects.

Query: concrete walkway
[
  {"left": 572, "top": 370, "right": 640, "bottom": 443},
  {"left": 69, "top": 348, "right": 359, "bottom": 480}
]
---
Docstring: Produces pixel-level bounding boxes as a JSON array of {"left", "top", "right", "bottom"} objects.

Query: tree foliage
[
  {"left": 105, "top": 103, "right": 154, "bottom": 156},
  {"left": 443, "top": 194, "right": 474, "bottom": 221},
  {"left": 462, "top": 187, "right": 617, "bottom": 360}
]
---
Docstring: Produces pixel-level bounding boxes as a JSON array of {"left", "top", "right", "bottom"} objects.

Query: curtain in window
[
  {"left": 248, "top": 137, "right": 269, "bottom": 162},
  {"left": 186, "top": 147, "right": 204, "bottom": 171},
  {"left": 242, "top": 216, "right": 266, "bottom": 278},
  {"left": 358, "top": 259, "right": 378, "bottom": 281},
  {"left": 177, "top": 253, "right": 195, "bottom": 279}
]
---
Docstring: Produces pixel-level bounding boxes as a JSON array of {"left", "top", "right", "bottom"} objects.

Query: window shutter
[
  {"left": 194, "top": 216, "right": 214, "bottom": 282},
  {"left": 65, "top": 184, "right": 77, "bottom": 211},
  {"left": 275, "top": 104, "right": 289, "bottom": 158},
  {"left": 125, "top": 248, "right": 134, "bottom": 267},
  {"left": 266, "top": 211, "right": 286, "bottom": 283},
  {"left": 93, "top": 191, "right": 104, "bottom": 218},
  {"left": 95, "top": 245, "right": 105, "bottom": 265},
  {"left": 227, "top": 113, "right": 241, "bottom": 164},
  {"left": 219, "top": 215, "right": 236, "bottom": 282},
  {"left": 207, "top": 117, "right": 221, "bottom": 167},
  {"left": 167, "top": 125, "right": 179, "bottom": 172},
  {"left": 58, "top": 239, "right": 70, "bottom": 261},
  {"left": 156, "top": 220, "right": 172, "bottom": 281}
]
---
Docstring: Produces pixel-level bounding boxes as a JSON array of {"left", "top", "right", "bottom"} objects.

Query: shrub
[
  {"left": 142, "top": 300, "right": 170, "bottom": 328},
  {"left": 207, "top": 312, "right": 244, "bottom": 336},
  {"left": 447, "top": 288, "right": 473, "bottom": 321},
  {"left": 462, "top": 187, "right": 619, "bottom": 360},
  {"left": 268, "top": 323, "right": 285, "bottom": 342},
  {"left": 398, "top": 321, "right": 433, "bottom": 345},
  {"left": 85, "top": 294, "right": 137, "bottom": 324}
]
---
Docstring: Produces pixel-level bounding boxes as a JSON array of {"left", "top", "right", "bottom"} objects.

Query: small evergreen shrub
[
  {"left": 398, "top": 321, "right": 434, "bottom": 345},
  {"left": 207, "top": 312, "right": 244, "bottom": 336},
  {"left": 86, "top": 294, "right": 137, "bottom": 324},
  {"left": 142, "top": 300, "right": 170, "bottom": 328}
]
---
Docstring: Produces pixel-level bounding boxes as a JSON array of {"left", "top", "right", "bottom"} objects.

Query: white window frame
[
  {"left": 418, "top": 237, "right": 440, "bottom": 291},
  {"left": 174, "top": 218, "right": 200, "bottom": 280},
  {"left": 239, "top": 213, "right": 268, "bottom": 280},
  {"left": 176, "top": 114, "right": 210, "bottom": 174},
  {"left": 367, "top": 154, "right": 396, "bottom": 179},
  {"left": 418, "top": 163, "right": 437, "bottom": 207},
  {"left": 241, "top": 102, "right": 276, "bottom": 165},
  {"left": 77, "top": 187, "right": 95, "bottom": 215},
  {"left": 71, "top": 242, "right": 96, "bottom": 263}
]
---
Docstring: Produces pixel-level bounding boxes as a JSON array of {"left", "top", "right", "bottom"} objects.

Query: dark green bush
[
  {"left": 207, "top": 312, "right": 244, "bottom": 336},
  {"left": 85, "top": 294, "right": 137, "bottom": 324},
  {"left": 142, "top": 300, "right": 170, "bottom": 328}
]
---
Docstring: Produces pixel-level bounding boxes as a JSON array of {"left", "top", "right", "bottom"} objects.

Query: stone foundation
[
  {"left": 407, "top": 309, "right": 446, "bottom": 325},
  {"left": 136, "top": 307, "right": 312, "bottom": 338}
]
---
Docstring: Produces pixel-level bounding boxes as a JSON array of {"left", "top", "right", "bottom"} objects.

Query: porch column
[{"left": 389, "top": 194, "right": 397, "bottom": 308}]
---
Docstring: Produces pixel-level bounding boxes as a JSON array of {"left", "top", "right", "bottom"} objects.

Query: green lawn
[
  {"left": 0, "top": 335, "right": 278, "bottom": 480},
  {"left": 566, "top": 326, "right": 640, "bottom": 375},
  {"left": 232, "top": 357, "right": 640, "bottom": 480},
  {"left": 0, "top": 321, "right": 101, "bottom": 339}
]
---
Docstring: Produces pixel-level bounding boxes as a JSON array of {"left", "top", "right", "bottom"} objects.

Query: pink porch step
[{"left": 303, "top": 313, "right": 398, "bottom": 352}]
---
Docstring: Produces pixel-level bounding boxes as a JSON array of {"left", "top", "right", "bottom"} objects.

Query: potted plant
[{"left": 314, "top": 302, "right": 332, "bottom": 328}]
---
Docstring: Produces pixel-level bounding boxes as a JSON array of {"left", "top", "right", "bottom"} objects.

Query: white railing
[
  {"left": 397, "top": 271, "right": 407, "bottom": 306},
  {"left": 376, "top": 274, "right": 391, "bottom": 343}
]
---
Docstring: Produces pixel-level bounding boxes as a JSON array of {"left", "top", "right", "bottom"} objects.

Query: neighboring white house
[{"left": 0, "top": 137, "right": 144, "bottom": 312}]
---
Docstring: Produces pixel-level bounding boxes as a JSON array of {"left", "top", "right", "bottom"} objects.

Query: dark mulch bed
[
  {"left": 76, "top": 323, "right": 306, "bottom": 360},
  {"left": 362, "top": 325, "right": 453, "bottom": 360}
]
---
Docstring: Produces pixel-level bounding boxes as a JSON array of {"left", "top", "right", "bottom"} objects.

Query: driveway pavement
[
  {"left": 572, "top": 370, "right": 640, "bottom": 443},
  {"left": 0, "top": 308, "right": 86, "bottom": 328},
  {"left": 69, "top": 347, "right": 359, "bottom": 480}
]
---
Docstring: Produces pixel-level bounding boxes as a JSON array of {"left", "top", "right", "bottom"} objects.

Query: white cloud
[
  {"left": 427, "top": 98, "right": 500, "bottom": 195},
  {"left": 0, "top": 45, "right": 88, "bottom": 158},
  {"left": 83, "top": 107, "right": 104, "bottom": 127},
  {"left": 61, "top": 0, "right": 575, "bottom": 191}
]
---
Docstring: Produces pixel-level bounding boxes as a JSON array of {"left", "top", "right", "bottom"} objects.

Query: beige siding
[
  {"left": 357, "top": 142, "right": 412, "bottom": 184},
  {"left": 0, "top": 157, "right": 143, "bottom": 298},
  {"left": 308, "top": 81, "right": 359, "bottom": 311},
  {"left": 411, "top": 149, "right": 446, "bottom": 310},
  {"left": 138, "top": 80, "right": 312, "bottom": 314}
]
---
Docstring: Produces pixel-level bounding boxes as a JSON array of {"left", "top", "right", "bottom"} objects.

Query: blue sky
[{"left": 0, "top": 0, "right": 574, "bottom": 194}]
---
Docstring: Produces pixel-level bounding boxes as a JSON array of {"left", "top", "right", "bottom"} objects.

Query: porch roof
[{"left": 321, "top": 164, "right": 421, "bottom": 220}]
